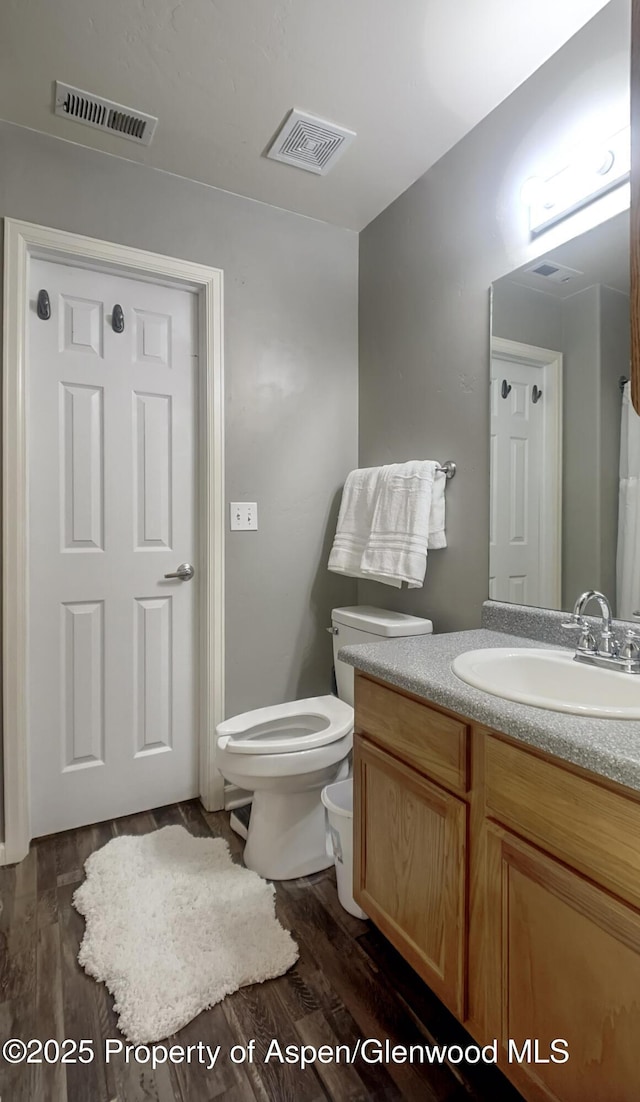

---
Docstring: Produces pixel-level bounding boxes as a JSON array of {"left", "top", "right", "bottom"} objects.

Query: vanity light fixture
[{"left": 524, "top": 124, "right": 629, "bottom": 236}]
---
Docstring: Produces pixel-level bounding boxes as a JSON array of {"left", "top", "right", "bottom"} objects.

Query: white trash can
[{"left": 321, "top": 778, "right": 368, "bottom": 920}]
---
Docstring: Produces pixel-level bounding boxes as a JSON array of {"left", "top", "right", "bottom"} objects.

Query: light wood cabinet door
[
  {"left": 485, "top": 823, "right": 640, "bottom": 1102},
  {"left": 354, "top": 736, "right": 466, "bottom": 1017}
]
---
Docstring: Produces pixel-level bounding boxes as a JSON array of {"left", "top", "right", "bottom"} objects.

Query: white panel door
[
  {"left": 28, "top": 258, "right": 198, "bottom": 836},
  {"left": 490, "top": 357, "right": 543, "bottom": 606}
]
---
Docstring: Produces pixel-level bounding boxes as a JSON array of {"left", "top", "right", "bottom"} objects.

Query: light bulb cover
[{"left": 526, "top": 125, "right": 629, "bottom": 235}]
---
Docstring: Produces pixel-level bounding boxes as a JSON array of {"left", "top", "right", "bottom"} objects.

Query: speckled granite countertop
[{"left": 339, "top": 628, "right": 640, "bottom": 793}]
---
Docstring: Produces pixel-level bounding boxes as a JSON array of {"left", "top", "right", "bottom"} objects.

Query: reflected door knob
[{"left": 164, "top": 562, "right": 195, "bottom": 581}]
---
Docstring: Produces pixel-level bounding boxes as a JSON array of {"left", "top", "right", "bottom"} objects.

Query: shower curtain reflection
[{"left": 617, "top": 381, "right": 640, "bottom": 620}]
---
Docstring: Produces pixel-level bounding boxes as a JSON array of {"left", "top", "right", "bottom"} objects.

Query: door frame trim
[
  {"left": 2, "top": 218, "right": 225, "bottom": 863},
  {"left": 491, "top": 336, "right": 563, "bottom": 609}
]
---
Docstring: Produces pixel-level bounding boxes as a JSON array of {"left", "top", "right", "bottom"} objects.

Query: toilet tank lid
[{"left": 332, "top": 606, "right": 433, "bottom": 637}]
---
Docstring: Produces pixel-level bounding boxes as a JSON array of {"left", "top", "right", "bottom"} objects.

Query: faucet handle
[
  {"left": 561, "top": 614, "right": 595, "bottom": 652},
  {"left": 620, "top": 629, "right": 640, "bottom": 662},
  {"left": 561, "top": 613, "right": 584, "bottom": 629}
]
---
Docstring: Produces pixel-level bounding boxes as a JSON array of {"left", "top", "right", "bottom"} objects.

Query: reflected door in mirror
[{"left": 490, "top": 341, "right": 562, "bottom": 609}]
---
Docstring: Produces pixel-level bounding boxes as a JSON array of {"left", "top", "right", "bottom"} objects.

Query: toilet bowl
[
  {"left": 215, "top": 606, "right": 433, "bottom": 880},
  {"left": 216, "top": 695, "right": 353, "bottom": 880}
]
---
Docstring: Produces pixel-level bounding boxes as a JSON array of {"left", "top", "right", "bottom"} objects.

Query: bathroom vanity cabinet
[
  {"left": 353, "top": 675, "right": 468, "bottom": 1017},
  {"left": 353, "top": 671, "right": 640, "bottom": 1102}
]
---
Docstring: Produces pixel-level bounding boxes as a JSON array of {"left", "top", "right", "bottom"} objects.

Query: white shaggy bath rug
[{"left": 72, "top": 825, "right": 298, "bottom": 1043}]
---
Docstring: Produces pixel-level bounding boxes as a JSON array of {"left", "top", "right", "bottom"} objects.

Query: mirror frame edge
[{"left": 631, "top": 0, "right": 640, "bottom": 412}]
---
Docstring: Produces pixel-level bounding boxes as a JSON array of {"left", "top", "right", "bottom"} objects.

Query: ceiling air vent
[
  {"left": 54, "top": 82, "right": 158, "bottom": 147},
  {"left": 266, "top": 109, "right": 356, "bottom": 175}
]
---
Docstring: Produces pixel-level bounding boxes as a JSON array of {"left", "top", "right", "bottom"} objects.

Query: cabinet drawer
[
  {"left": 355, "top": 674, "right": 468, "bottom": 793},
  {"left": 484, "top": 734, "right": 640, "bottom": 910}
]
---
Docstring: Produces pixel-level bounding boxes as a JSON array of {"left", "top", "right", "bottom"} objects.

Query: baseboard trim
[{"left": 0, "top": 842, "right": 7, "bottom": 867}]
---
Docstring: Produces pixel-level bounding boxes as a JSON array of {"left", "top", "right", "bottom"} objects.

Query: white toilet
[{"left": 215, "top": 606, "right": 433, "bottom": 879}]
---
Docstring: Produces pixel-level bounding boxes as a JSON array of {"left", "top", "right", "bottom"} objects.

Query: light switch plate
[{"left": 230, "top": 502, "right": 258, "bottom": 531}]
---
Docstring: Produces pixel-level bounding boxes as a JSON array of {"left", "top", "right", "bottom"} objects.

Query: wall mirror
[
  {"left": 490, "top": 207, "right": 633, "bottom": 617},
  {"left": 488, "top": 0, "right": 639, "bottom": 620}
]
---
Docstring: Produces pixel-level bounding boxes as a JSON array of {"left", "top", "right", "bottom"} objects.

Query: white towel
[
  {"left": 328, "top": 460, "right": 446, "bottom": 588},
  {"left": 327, "top": 466, "right": 402, "bottom": 587},
  {"left": 427, "top": 466, "right": 447, "bottom": 550},
  {"left": 361, "top": 461, "right": 444, "bottom": 587}
]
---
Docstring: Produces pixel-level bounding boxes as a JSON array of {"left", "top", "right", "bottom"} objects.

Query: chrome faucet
[
  {"left": 575, "top": 590, "right": 616, "bottom": 654},
  {"left": 563, "top": 590, "right": 640, "bottom": 673}
]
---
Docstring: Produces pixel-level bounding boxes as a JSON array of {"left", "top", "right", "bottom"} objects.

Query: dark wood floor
[{"left": 0, "top": 801, "right": 523, "bottom": 1102}]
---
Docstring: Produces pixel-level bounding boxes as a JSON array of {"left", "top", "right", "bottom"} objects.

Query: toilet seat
[{"left": 216, "top": 695, "right": 353, "bottom": 755}]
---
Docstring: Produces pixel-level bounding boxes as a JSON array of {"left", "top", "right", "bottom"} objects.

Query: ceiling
[{"left": 0, "top": 0, "right": 611, "bottom": 230}]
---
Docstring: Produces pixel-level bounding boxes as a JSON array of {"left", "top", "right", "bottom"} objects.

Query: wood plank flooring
[{"left": 0, "top": 802, "right": 523, "bottom": 1102}]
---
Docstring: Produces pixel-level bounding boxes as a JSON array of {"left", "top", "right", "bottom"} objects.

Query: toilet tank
[{"left": 331, "top": 605, "right": 433, "bottom": 706}]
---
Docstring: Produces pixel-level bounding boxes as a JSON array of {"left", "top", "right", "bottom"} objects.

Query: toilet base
[{"left": 243, "top": 787, "right": 335, "bottom": 880}]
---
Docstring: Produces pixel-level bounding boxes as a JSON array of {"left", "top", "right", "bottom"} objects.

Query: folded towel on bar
[
  {"left": 327, "top": 466, "right": 401, "bottom": 587},
  {"left": 328, "top": 460, "right": 446, "bottom": 588},
  {"left": 361, "top": 460, "right": 444, "bottom": 586},
  {"left": 427, "top": 463, "right": 447, "bottom": 550}
]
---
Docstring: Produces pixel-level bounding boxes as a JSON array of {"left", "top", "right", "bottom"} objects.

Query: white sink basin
[{"left": 451, "top": 648, "right": 640, "bottom": 719}]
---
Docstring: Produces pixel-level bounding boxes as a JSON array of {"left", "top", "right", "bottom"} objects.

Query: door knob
[{"left": 164, "top": 562, "right": 195, "bottom": 581}]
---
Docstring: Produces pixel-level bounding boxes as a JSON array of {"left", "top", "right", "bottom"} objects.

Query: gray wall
[
  {"left": 558, "top": 284, "right": 628, "bottom": 604},
  {"left": 492, "top": 282, "right": 563, "bottom": 350},
  {"left": 562, "top": 287, "right": 603, "bottom": 598},
  {"left": 358, "top": 0, "right": 629, "bottom": 630},
  {"left": 0, "top": 121, "right": 359, "bottom": 725}
]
